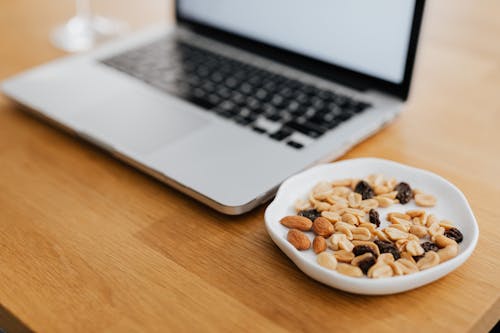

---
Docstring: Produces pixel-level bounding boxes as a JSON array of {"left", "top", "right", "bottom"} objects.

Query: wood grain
[{"left": 0, "top": 0, "right": 499, "bottom": 332}]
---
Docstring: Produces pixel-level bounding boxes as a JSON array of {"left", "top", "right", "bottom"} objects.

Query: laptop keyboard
[{"left": 101, "top": 39, "right": 371, "bottom": 149}]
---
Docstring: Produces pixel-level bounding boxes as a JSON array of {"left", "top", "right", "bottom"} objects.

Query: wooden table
[{"left": 1, "top": 1, "right": 499, "bottom": 332}]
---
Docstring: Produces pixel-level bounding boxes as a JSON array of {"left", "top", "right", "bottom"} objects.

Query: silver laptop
[{"left": 1, "top": 0, "right": 425, "bottom": 214}]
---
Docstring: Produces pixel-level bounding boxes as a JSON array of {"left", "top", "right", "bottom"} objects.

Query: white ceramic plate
[{"left": 264, "top": 158, "right": 479, "bottom": 295}]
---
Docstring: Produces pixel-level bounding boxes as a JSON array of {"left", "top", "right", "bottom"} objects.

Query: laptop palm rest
[{"left": 72, "top": 88, "right": 210, "bottom": 155}]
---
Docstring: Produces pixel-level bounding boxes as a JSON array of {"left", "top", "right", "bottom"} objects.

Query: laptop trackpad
[{"left": 73, "top": 92, "right": 209, "bottom": 155}]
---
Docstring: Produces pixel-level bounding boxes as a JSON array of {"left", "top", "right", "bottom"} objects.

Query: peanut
[
  {"left": 359, "top": 199, "right": 379, "bottom": 212},
  {"left": 415, "top": 193, "right": 437, "bottom": 207},
  {"left": 347, "top": 192, "right": 362, "bottom": 208},
  {"left": 375, "top": 196, "right": 393, "bottom": 208},
  {"left": 334, "top": 250, "right": 355, "bottom": 263},
  {"left": 352, "top": 227, "right": 371, "bottom": 241},
  {"left": 437, "top": 244, "right": 458, "bottom": 262},
  {"left": 317, "top": 252, "right": 337, "bottom": 270},
  {"left": 336, "top": 263, "right": 363, "bottom": 277},
  {"left": 321, "top": 211, "right": 341, "bottom": 223},
  {"left": 368, "top": 263, "right": 393, "bottom": 278},
  {"left": 341, "top": 213, "right": 358, "bottom": 225},
  {"left": 406, "top": 240, "right": 425, "bottom": 256},
  {"left": 417, "top": 251, "right": 440, "bottom": 270},
  {"left": 384, "top": 227, "right": 409, "bottom": 241},
  {"left": 409, "top": 225, "right": 428, "bottom": 238}
]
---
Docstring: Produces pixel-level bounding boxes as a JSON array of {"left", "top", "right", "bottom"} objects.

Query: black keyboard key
[
  {"left": 252, "top": 126, "right": 266, "bottom": 134},
  {"left": 285, "top": 120, "right": 327, "bottom": 138},
  {"left": 269, "top": 127, "right": 293, "bottom": 141},
  {"left": 287, "top": 141, "right": 304, "bottom": 149}
]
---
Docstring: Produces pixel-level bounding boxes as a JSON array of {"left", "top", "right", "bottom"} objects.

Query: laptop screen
[{"left": 177, "top": 0, "right": 417, "bottom": 85}]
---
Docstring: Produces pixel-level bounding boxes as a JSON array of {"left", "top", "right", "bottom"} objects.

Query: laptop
[{"left": 1, "top": 0, "right": 426, "bottom": 215}]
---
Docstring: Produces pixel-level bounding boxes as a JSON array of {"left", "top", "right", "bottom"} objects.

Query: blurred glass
[{"left": 51, "top": 0, "right": 128, "bottom": 52}]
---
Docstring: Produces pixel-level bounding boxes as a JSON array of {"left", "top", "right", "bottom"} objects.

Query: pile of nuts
[{"left": 280, "top": 174, "right": 464, "bottom": 278}]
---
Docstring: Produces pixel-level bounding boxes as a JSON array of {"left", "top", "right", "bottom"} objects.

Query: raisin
[
  {"left": 354, "top": 180, "right": 374, "bottom": 200},
  {"left": 444, "top": 227, "right": 463, "bottom": 243},
  {"left": 413, "top": 255, "right": 425, "bottom": 262},
  {"left": 353, "top": 245, "right": 375, "bottom": 257},
  {"left": 374, "top": 240, "right": 401, "bottom": 260},
  {"left": 421, "top": 242, "right": 439, "bottom": 252},
  {"left": 369, "top": 209, "right": 381, "bottom": 227},
  {"left": 394, "top": 182, "right": 412, "bottom": 204},
  {"left": 297, "top": 209, "right": 321, "bottom": 221},
  {"left": 358, "top": 256, "right": 376, "bottom": 274}
]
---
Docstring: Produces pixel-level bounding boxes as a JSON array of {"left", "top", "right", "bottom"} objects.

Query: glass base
[{"left": 51, "top": 15, "right": 128, "bottom": 52}]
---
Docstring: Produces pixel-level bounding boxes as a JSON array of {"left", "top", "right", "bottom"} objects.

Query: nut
[
  {"left": 321, "top": 211, "right": 341, "bottom": 223},
  {"left": 406, "top": 210, "right": 426, "bottom": 218},
  {"left": 280, "top": 215, "right": 313, "bottom": 231},
  {"left": 347, "top": 192, "right": 362, "bottom": 208},
  {"left": 333, "top": 250, "right": 355, "bottom": 263},
  {"left": 379, "top": 191, "right": 398, "bottom": 200},
  {"left": 326, "top": 195, "right": 348, "bottom": 206},
  {"left": 417, "top": 251, "right": 440, "bottom": 270},
  {"left": 384, "top": 227, "right": 409, "bottom": 241},
  {"left": 352, "top": 227, "right": 372, "bottom": 241},
  {"left": 394, "top": 258, "right": 419, "bottom": 275},
  {"left": 312, "top": 217, "right": 334, "bottom": 237},
  {"left": 387, "top": 212, "right": 411, "bottom": 221},
  {"left": 314, "top": 201, "right": 332, "bottom": 212},
  {"left": 439, "top": 220, "right": 455, "bottom": 230},
  {"left": 359, "top": 223, "right": 377, "bottom": 234},
  {"left": 317, "top": 252, "right": 338, "bottom": 270},
  {"left": 287, "top": 229, "right": 311, "bottom": 250},
  {"left": 415, "top": 193, "right": 437, "bottom": 207},
  {"left": 406, "top": 240, "right": 425, "bottom": 256},
  {"left": 391, "top": 223, "right": 410, "bottom": 233},
  {"left": 294, "top": 199, "right": 312, "bottom": 212},
  {"left": 331, "top": 186, "right": 351, "bottom": 198},
  {"left": 378, "top": 253, "right": 396, "bottom": 264},
  {"left": 374, "top": 185, "right": 391, "bottom": 195},
  {"left": 437, "top": 244, "right": 458, "bottom": 262},
  {"left": 329, "top": 201, "right": 348, "bottom": 212},
  {"left": 342, "top": 208, "right": 366, "bottom": 217},
  {"left": 328, "top": 233, "right": 347, "bottom": 251},
  {"left": 332, "top": 179, "right": 352, "bottom": 187},
  {"left": 336, "top": 263, "right": 364, "bottom": 277},
  {"left": 389, "top": 261, "right": 404, "bottom": 276},
  {"left": 428, "top": 223, "right": 445, "bottom": 238},
  {"left": 400, "top": 251, "right": 417, "bottom": 264},
  {"left": 434, "top": 234, "right": 458, "bottom": 249},
  {"left": 359, "top": 199, "right": 379, "bottom": 212},
  {"left": 338, "top": 237, "right": 354, "bottom": 252},
  {"left": 313, "top": 181, "right": 332, "bottom": 196},
  {"left": 335, "top": 225, "right": 353, "bottom": 240},
  {"left": 374, "top": 229, "right": 391, "bottom": 242},
  {"left": 375, "top": 196, "right": 393, "bottom": 208},
  {"left": 426, "top": 214, "right": 439, "bottom": 227},
  {"left": 342, "top": 213, "right": 359, "bottom": 225},
  {"left": 409, "top": 225, "right": 428, "bottom": 238},
  {"left": 367, "top": 262, "right": 393, "bottom": 278},
  {"left": 313, "top": 236, "right": 327, "bottom": 254}
]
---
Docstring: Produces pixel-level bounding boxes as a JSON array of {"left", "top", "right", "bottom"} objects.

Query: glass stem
[{"left": 76, "top": 0, "right": 92, "bottom": 21}]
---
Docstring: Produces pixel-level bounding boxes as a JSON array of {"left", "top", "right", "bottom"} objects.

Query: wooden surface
[{"left": 1, "top": 0, "right": 499, "bottom": 332}]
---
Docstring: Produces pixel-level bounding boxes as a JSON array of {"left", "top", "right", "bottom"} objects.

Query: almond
[
  {"left": 312, "top": 217, "right": 334, "bottom": 237},
  {"left": 313, "top": 236, "right": 327, "bottom": 254},
  {"left": 287, "top": 229, "right": 310, "bottom": 250},
  {"left": 280, "top": 215, "right": 312, "bottom": 231}
]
